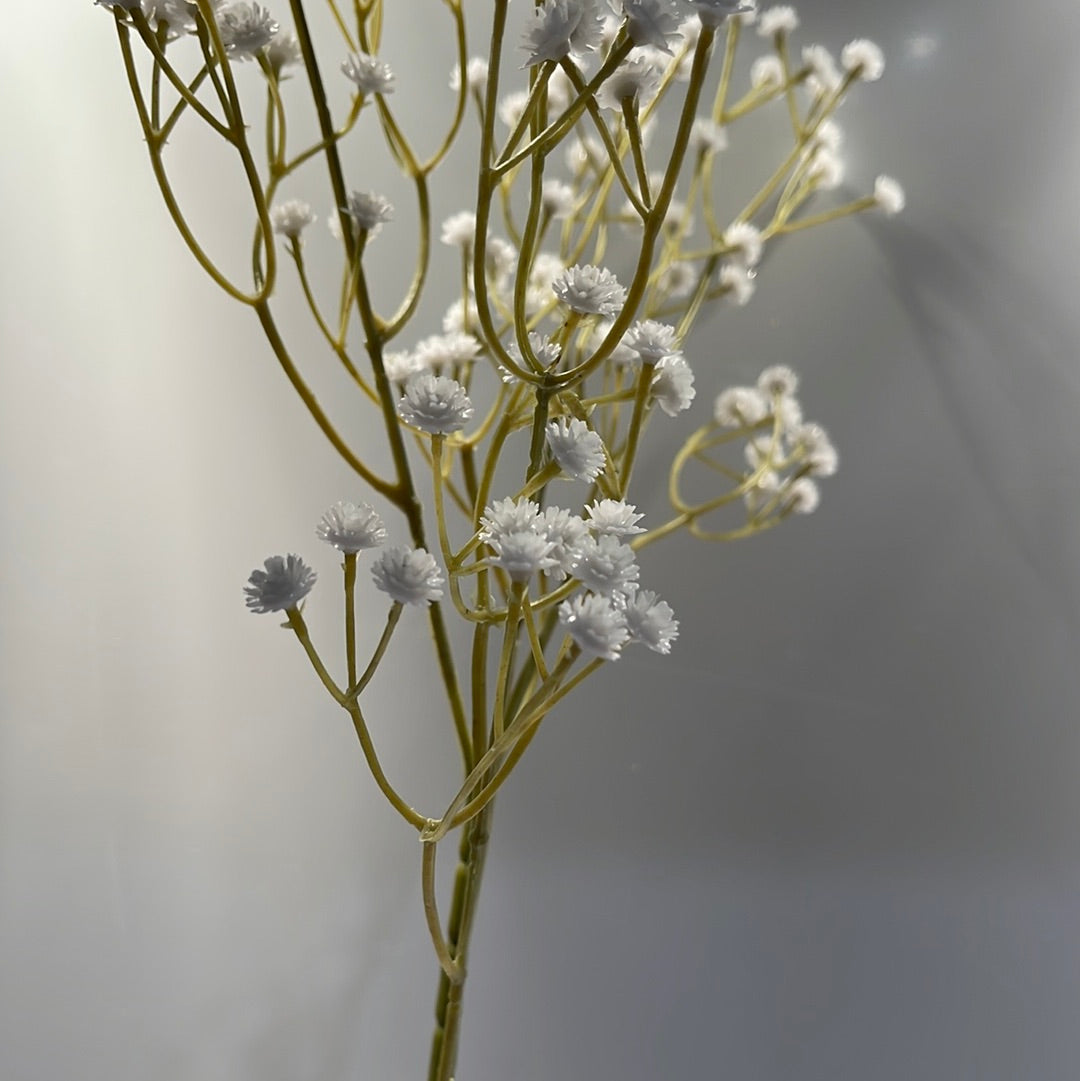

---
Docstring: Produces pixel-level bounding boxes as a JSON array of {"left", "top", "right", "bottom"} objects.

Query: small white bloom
[
  {"left": 619, "top": 0, "right": 684, "bottom": 53},
  {"left": 216, "top": 2, "right": 278, "bottom": 58},
  {"left": 624, "top": 588, "right": 678, "bottom": 654},
  {"left": 873, "top": 175, "right": 905, "bottom": 215},
  {"left": 657, "top": 261, "right": 697, "bottom": 300},
  {"left": 756, "top": 364, "right": 798, "bottom": 397},
  {"left": 498, "top": 90, "right": 531, "bottom": 130},
  {"left": 783, "top": 476, "right": 821, "bottom": 514},
  {"left": 651, "top": 354, "right": 696, "bottom": 416},
  {"left": 270, "top": 199, "right": 316, "bottom": 239},
  {"left": 756, "top": 5, "right": 797, "bottom": 36},
  {"left": 802, "top": 44, "right": 842, "bottom": 95},
  {"left": 344, "top": 191, "right": 393, "bottom": 235},
  {"left": 521, "top": 0, "right": 606, "bottom": 66},
  {"left": 546, "top": 418, "right": 607, "bottom": 482},
  {"left": 750, "top": 55, "right": 784, "bottom": 89},
  {"left": 558, "top": 593, "right": 629, "bottom": 660},
  {"left": 690, "top": 116, "right": 727, "bottom": 155},
  {"left": 552, "top": 264, "right": 627, "bottom": 316},
  {"left": 316, "top": 501, "right": 387, "bottom": 553},
  {"left": 841, "top": 38, "right": 884, "bottom": 82},
  {"left": 450, "top": 57, "right": 489, "bottom": 93},
  {"left": 723, "top": 221, "right": 763, "bottom": 267},
  {"left": 541, "top": 180, "right": 577, "bottom": 219},
  {"left": 585, "top": 499, "right": 646, "bottom": 536},
  {"left": 412, "top": 332, "right": 481, "bottom": 371},
  {"left": 488, "top": 530, "right": 560, "bottom": 582},
  {"left": 789, "top": 422, "right": 838, "bottom": 476},
  {"left": 537, "top": 506, "right": 590, "bottom": 575},
  {"left": 371, "top": 547, "right": 445, "bottom": 605},
  {"left": 595, "top": 57, "right": 663, "bottom": 111},
  {"left": 480, "top": 497, "right": 542, "bottom": 543},
  {"left": 442, "top": 298, "right": 480, "bottom": 336},
  {"left": 509, "top": 332, "right": 562, "bottom": 371},
  {"left": 440, "top": 211, "right": 477, "bottom": 249},
  {"left": 265, "top": 29, "right": 302, "bottom": 76},
  {"left": 807, "top": 147, "right": 845, "bottom": 190},
  {"left": 341, "top": 51, "right": 395, "bottom": 94},
  {"left": 624, "top": 319, "right": 681, "bottom": 364},
  {"left": 719, "top": 261, "right": 756, "bottom": 306},
  {"left": 570, "top": 534, "right": 640, "bottom": 596},
  {"left": 383, "top": 350, "right": 423, "bottom": 384},
  {"left": 713, "top": 385, "right": 768, "bottom": 427},
  {"left": 398, "top": 373, "right": 474, "bottom": 435},
  {"left": 244, "top": 554, "right": 316, "bottom": 613}
]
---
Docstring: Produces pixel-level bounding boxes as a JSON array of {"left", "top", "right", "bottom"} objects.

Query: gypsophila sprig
[{"left": 98, "top": 1, "right": 902, "bottom": 1073}]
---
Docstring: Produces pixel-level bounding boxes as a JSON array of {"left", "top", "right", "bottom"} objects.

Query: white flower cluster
[{"left": 712, "top": 365, "right": 838, "bottom": 517}]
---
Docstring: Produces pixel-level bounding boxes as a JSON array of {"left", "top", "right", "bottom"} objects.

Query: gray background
[{"left": 3, "top": 1, "right": 1080, "bottom": 1079}]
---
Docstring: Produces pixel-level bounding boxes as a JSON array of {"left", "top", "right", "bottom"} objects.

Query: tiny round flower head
[
  {"left": 488, "top": 530, "right": 561, "bottom": 582},
  {"left": 344, "top": 191, "right": 393, "bottom": 235},
  {"left": 618, "top": 0, "right": 685, "bottom": 53},
  {"left": 265, "top": 29, "right": 302, "bottom": 77},
  {"left": 802, "top": 44, "right": 842, "bottom": 95},
  {"left": 841, "top": 38, "right": 884, "bottom": 82},
  {"left": 244, "top": 554, "right": 316, "bottom": 613},
  {"left": 789, "top": 422, "right": 838, "bottom": 476},
  {"left": 757, "top": 364, "right": 798, "bottom": 398},
  {"left": 440, "top": 210, "right": 477, "bottom": 249},
  {"left": 688, "top": 0, "right": 754, "bottom": 29},
  {"left": 398, "top": 373, "right": 474, "bottom": 435},
  {"left": 585, "top": 499, "right": 645, "bottom": 535},
  {"left": 216, "top": 3, "right": 278, "bottom": 59},
  {"left": 571, "top": 534, "right": 640, "bottom": 596},
  {"left": 371, "top": 546, "right": 445, "bottom": 605},
  {"left": 316, "top": 501, "right": 387, "bottom": 553},
  {"left": 537, "top": 506, "right": 590, "bottom": 575},
  {"left": 509, "top": 332, "right": 562, "bottom": 371},
  {"left": 719, "top": 261, "right": 756, "bottom": 306},
  {"left": 541, "top": 180, "right": 577, "bottom": 220},
  {"left": 651, "top": 354, "right": 696, "bottom": 416},
  {"left": 383, "top": 350, "right": 423, "bottom": 384},
  {"left": 341, "top": 51, "right": 395, "bottom": 94},
  {"left": 412, "top": 332, "right": 480, "bottom": 371},
  {"left": 450, "top": 57, "right": 489, "bottom": 93},
  {"left": 690, "top": 116, "right": 727, "bottom": 155},
  {"left": 270, "top": 199, "right": 316, "bottom": 239},
  {"left": 558, "top": 593, "right": 629, "bottom": 660},
  {"left": 595, "top": 57, "right": 663, "bottom": 111},
  {"left": 756, "top": 5, "right": 797, "bottom": 36},
  {"left": 552, "top": 264, "right": 627, "bottom": 316},
  {"left": 546, "top": 418, "right": 607, "bottom": 482},
  {"left": 480, "top": 497, "right": 542, "bottom": 543},
  {"left": 442, "top": 298, "right": 480, "bottom": 336},
  {"left": 873, "top": 175, "right": 905, "bottom": 215},
  {"left": 624, "top": 588, "right": 679, "bottom": 654},
  {"left": 522, "top": 0, "right": 606, "bottom": 66},
  {"left": 783, "top": 476, "right": 821, "bottom": 514},
  {"left": 723, "top": 221, "right": 763, "bottom": 267},
  {"left": 624, "top": 319, "right": 681, "bottom": 364},
  {"left": 808, "top": 147, "right": 845, "bottom": 190},
  {"left": 658, "top": 260, "right": 696, "bottom": 301},
  {"left": 714, "top": 385, "right": 768, "bottom": 427},
  {"left": 498, "top": 90, "right": 531, "bottom": 130},
  {"left": 750, "top": 54, "right": 784, "bottom": 89}
]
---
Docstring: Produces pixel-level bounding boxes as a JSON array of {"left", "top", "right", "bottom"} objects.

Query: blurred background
[{"left": 3, "top": 1, "right": 1080, "bottom": 1079}]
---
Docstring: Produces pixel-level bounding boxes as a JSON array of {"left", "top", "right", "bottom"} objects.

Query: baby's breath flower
[
  {"left": 341, "top": 51, "right": 395, "bottom": 94},
  {"left": 719, "top": 261, "right": 756, "bottom": 305},
  {"left": 265, "top": 29, "right": 302, "bottom": 76},
  {"left": 546, "top": 418, "right": 607, "bottom": 482},
  {"left": 371, "top": 547, "right": 445, "bottom": 605},
  {"left": 270, "top": 199, "right": 316, "bottom": 239},
  {"left": 873, "top": 175, "right": 905, "bottom": 215},
  {"left": 397, "top": 373, "right": 474, "bottom": 435},
  {"left": 841, "top": 38, "right": 885, "bottom": 82},
  {"left": 412, "top": 333, "right": 481, "bottom": 371},
  {"left": 714, "top": 385, "right": 768, "bottom": 427},
  {"left": 723, "top": 221, "right": 764, "bottom": 267},
  {"left": 537, "top": 506, "right": 590, "bottom": 575},
  {"left": 480, "top": 497, "right": 542, "bottom": 543},
  {"left": 442, "top": 298, "right": 480, "bottom": 336},
  {"left": 619, "top": 0, "right": 685, "bottom": 53},
  {"left": 757, "top": 364, "right": 798, "bottom": 397},
  {"left": 690, "top": 116, "right": 727, "bottom": 155},
  {"left": 521, "top": 0, "right": 606, "bottom": 66},
  {"left": 596, "top": 57, "right": 662, "bottom": 111},
  {"left": 688, "top": 0, "right": 754, "bottom": 28},
  {"left": 789, "top": 422, "right": 838, "bottom": 476},
  {"left": 570, "top": 534, "right": 640, "bottom": 597},
  {"left": 383, "top": 350, "right": 423, "bottom": 384},
  {"left": 541, "top": 180, "right": 577, "bottom": 219},
  {"left": 244, "top": 554, "right": 316, "bottom": 613},
  {"left": 756, "top": 5, "right": 797, "bottom": 36},
  {"left": 623, "top": 588, "right": 679, "bottom": 654},
  {"left": 657, "top": 261, "right": 697, "bottom": 300},
  {"left": 585, "top": 499, "right": 645, "bottom": 536},
  {"left": 498, "top": 90, "right": 531, "bottom": 130},
  {"left": 624, "top": 319, "right": 681, "bottom": 364},
  {"left": 750, "top": 55, "right": 784, "bottom": 89},
  {"left": 488, "top": 530, "right": 561, "bottom": 582},
  {"left": 558, "top": 593, "right": 629, "bottom": 660},
  {"left": 316, "top": 501, "right": 387, "bottom": 553},
  {"left": 450, "top": 57, "right": 489, "bottom": 93},
  {"left": 440, "top": 211, "right": 477, "bottom": 249},
  {"left": 552, "top": 264, "right": 627, "bottom": 316},
  {"left": 509, "top": 332, "right": 562, "bottom": 371},
  {"left": 651, "top": 354, "right": 696, "bottom": 416},
  {"left": 807, "top": 147, "right": 845, "bottom": 190},
  {"left": 802, "top": 44, "right": 841, "bottom": 95},
  {"left": 783, "top": 477, "right": 821, "bottom": 514},
  {"left": 344, "top": 191, "right": 393, "bottom": 235},
  {"left": 216, "top": 2, "right": 278, "bottom": 58}
]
